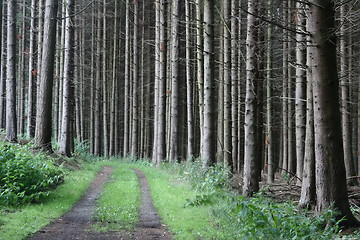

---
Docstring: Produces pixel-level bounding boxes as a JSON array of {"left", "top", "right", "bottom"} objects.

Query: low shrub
[{"left": 0, "top": 143, "right": 64, "bottom": 206}]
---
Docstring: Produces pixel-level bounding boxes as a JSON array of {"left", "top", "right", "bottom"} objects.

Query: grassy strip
[
  {"left": 136, "top": 164, "right": 219, "bottom": 240},
  {"left": 0, "top": 162, "right": 101, "bottom": 240},
  {"left": 93, "top": 161, "right": 140, "bottom": 232}
]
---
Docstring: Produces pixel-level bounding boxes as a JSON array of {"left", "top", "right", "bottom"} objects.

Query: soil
[{"left": 27, "top": 167, "right": 173, "bottom": 240}]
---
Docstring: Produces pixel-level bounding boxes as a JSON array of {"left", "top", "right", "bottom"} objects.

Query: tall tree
[
  {"left": 123, "top": 0, "right": 130, "bottom": 157},
  {"left": 6, "top": 0, "right": 17, "bottom": 142},
  {"left": 223, "top": 0, "right": 232, "bottom": 169},
  {"left": 59, "top": 0, "right": 75, "bottom": 157},
  {"left": 202, "top": 0, "right": 215, "bottom": 167},
  {"left": 131, "top": 0, "right": 139, "bottom": 158},
  {"left": 27, "top": 0, "right": 37, "bottom": 138},
  {"left": 34, "top": 0, "right": 58, "bottom": 151},
  {"left": 185, "top": 0, "right": 194, "bottom": 161},
  {"left": 0, "top": 2, "right": 5, "bottom": 129},
  {"left": 308, "top": 0, "right": 359, "bottom": 227},
  {"left": 339, "top": 4, "right": 356, "bottom": 185},
  {"left": 102, "top": 0, "right": 109, "bottom": 157},
  {"left": 169, "top": 0, "right": 179, "bottom": 162},
  {"left": 156, "top": 0, "right": 167, "bottom": 164},
  {"left": 295, "top": 2, "right": 306, "bottom": 185},
  {"left": 243, "top": 0, "right": 259, "bottom": 197},
  {"left": 266, "top": 0, "right": 274, "bottom": 183}
]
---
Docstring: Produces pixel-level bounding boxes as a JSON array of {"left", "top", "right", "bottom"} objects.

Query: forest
[{"left": 1, "top": 0, "right": 360, "bottom": 238}]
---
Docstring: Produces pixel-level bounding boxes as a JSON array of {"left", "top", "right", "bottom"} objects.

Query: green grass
[
  {"left": 93, "top": 161, "right": 140, "bottom": 232},
  {"left": 0, "top": 162, "right": 101, "bottom": 240},
  {"left": 136, "top": 164, "right": 220, "bottom": 239}
]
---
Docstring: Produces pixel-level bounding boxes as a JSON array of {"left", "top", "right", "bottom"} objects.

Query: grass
[
  {"left": 0, "top": 162, "right": 101, "bottom": 240},
  {"left": 93, "top": 161, "right": 140, "bottom": 232},
  {"left": 1, "top": 154, "right": 359, "bottom": 240},
  {"left": 136, "top": 164, "right": 221, "bottom": 239}
]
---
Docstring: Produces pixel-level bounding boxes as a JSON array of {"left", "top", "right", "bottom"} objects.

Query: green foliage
[
  {"left": 0, "top": 162, "right": 100, "bottom": 240},
  {"left": 0, "top": 143, "right": 64, "bottom": 206},
  {"left": 213, "top": 194, "right": 342, "bottom": 240},
  {"left": 179, "top": 160, "right": 231, "bottom": 192}
]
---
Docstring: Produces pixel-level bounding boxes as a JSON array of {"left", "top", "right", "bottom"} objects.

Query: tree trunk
[
  {"left": 339, "top": 4, "right": 356, "bottom": 186},
  {"left": 0, "top": 3, "right": 5, "bottom": 129},
  {"left": 94, "top": 5, "right": 102, "bottom": 156},
  {"left": 34, "top": 0, "right": 58, "bottom": 151},
  {"left": 102, "top": 0, "right": 109, "bottom": 158},
  {"left": 27, "top": 0, "right": 37, "bottom": 138},
  {"left": 202, "top": 0, "right": 215, "bottom": 167},
  {"left": 243, "top": 0, "right": 259, "bottom": 197},
  {"left": 185, "top": 0, "right": 194, "bottom": 161},
  {"left": 169, "top": 0, "right": 179, "bottom": 162},
  {"left": 196, "top": 0, "right": 204, "bottom": 156},
  {"left": 281, "top": 0, "right": 288, "bottom": 175},
  {"left": 59, "top": 0, "right": 75, "bottom": 157},
  {"left": 298, "top": 48, "right": 315, "bottom": 209},
  {"left": 131, "top": 0, "right": 138, "bottom": 158},
  {"left": 156, "top": 0, "right": 166, "bottom": 164},
  {"left": 6, "top": 0, "right": 17, "bottom": 142},
  {"left": 231, "top": 0, "right": 238, "bottom": 172},
  {"left": 266, "top": 0, "right": 274, "bottom": 183},
  {"left": 17, "top": 0, "right": 26, "bottom": 136},
  {"left": 295, "top": 2, "right": 306, "bottom": 185},
  {"left": 223, "top": 0, "right": 232, "bottom": 169},
  {"left": 309, "top": 0, "right": 359, "bottom": 227},
  {"left": 123, "top": 0, "right": 130, "bottom": 157}
]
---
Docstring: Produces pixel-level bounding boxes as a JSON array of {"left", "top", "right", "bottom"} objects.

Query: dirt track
[{"left": 27, "top": 167, "right": 173, "bottom": 240}]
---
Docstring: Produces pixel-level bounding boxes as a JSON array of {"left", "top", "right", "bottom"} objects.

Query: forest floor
[
  {"left": 231, "top": 173, "right": 360, "bottom": 213},
  {"left": 27, "top": 166, "right": 173, "bottom": 240}
]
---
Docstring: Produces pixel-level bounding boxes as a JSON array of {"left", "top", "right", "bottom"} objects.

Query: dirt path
[
  {"left": 131, "top": 169, "right": 173, "bottom": 240},
  {"left": 27, "top": 166, "right": 173, "bottom": 240}
]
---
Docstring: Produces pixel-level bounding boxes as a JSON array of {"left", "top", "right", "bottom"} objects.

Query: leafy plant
[
  {"left": 217, "top": 194, "right": 341, "bottom": 240},
  {"left": 0, "top": 143, "right": 64, "bottom": 205}
]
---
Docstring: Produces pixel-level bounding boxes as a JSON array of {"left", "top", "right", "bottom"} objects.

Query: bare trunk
[
  {"left": 34, "top": 0, "right": 58, "bottom": 151},
  {"left": 295, "top": 2, "right": 306, "bottom": 185},
  {"left": 6, "top": 0, "right": 17, "bottom": 142},
  {"left": 309, "top": 0, "right": 359, "bottom": 227},
  {"left": 223, "top": 0, "right": 232, "bottom": 169},
  {"left": 202, "top": 0, "right": 215, "bottom": 167},
  {"left": 340, "top": 4, "right": 356, "bottom": 185},
  {"left": 59, "top": 0, "right": 75, "bottom": 157},
  {"left": 266, "top": 0, "right": 274, "bottom": 183},
  {"left": 27, "top": 0, "right": 37, "bottom": 138},
  {"left": 169, "top": 0, "right": 179, "bottom": 162},
  {"left": 185, "top": 0, "right": 194, "bottom": 161},
  {"left": 243, "top": 0, "right": 259, "bottom": 197},
  {"left": 131, "top": 1, "right": 138, "bottom": 158}
]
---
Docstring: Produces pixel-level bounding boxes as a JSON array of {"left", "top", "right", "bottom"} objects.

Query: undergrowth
[
  {"left": 154, "top": 160, "right": 346, "bottom": 239},
  {"left": 0, "top": 143, "right": 64, "bottom": 206}
]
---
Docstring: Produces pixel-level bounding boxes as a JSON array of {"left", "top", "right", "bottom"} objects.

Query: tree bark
[
  {"left": 339, "top": 4, "right": 356, "bottom": 185},
  {"left": 185, "top": 0, "right": 194, "bottom": 161},
  {"left": 169, "top": 0, "right": 179, "bottom": 162},
  {"left": 27, "top": 0, "right": 37, "bottom": 138},
  {"left": 59, "top": 0, "right": 75, "bottom": 157},
  {"left": 34, "top": 0, "right": 58, "bottom": 151},
  {"left": 6, "top": 0, "right": 17, "bottom": 142},
  {"left": 202, "top": 0, "right": 215, "bottom": 167},
  {"left": 243, "top": 0, "right": 259, "bottom": 197},
  {"left": 309, "top": 0, "right": 359, "bottom": 227},
  {"left": 266, "top": 0, "right": 274, "bottom": 183},
  {"left": 131, "top": 0, "right": 139, "bottom": 158},
  {"left": 223, "top": 0, "right": 232, "bottom": 169},
  {"left": 295, "top": 2, "right": 306, "bottom": 185}
]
